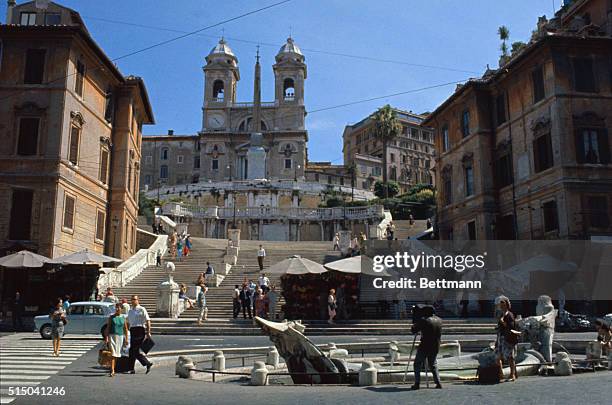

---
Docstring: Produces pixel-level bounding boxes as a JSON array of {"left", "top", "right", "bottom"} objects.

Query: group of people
[
  {"left": 168, "top": 230, "right": 192, "bottom": 260},
  {"left": 385, "top": 221, "right": 396, "bottom": 240},
  {"left": 332, "top": 232, "right": 367, "bottom": 256},
  {"left": 234, "top": 276, "right": 279, "bottom": 321}
]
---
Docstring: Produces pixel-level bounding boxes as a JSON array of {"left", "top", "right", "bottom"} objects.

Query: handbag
[
  {"left": 98, "top": 343, "right": 112, "bottom": 368},
  {"left": 141, "top": 337, "right": 155, "bottom": 354}
]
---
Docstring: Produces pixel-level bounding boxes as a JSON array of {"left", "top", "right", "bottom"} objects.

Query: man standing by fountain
[{"left": 410, "top": 304, "right": 443, "bottom": 390}]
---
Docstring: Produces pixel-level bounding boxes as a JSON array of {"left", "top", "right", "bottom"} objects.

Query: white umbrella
[
  {"left": 0, "top": 250, "right": 52, "bottom": 268},
  {"left": 266, "top": 255, "right": 327, "bottom": 275},
  {"left": 51, "top": 248, "right": 122, "bottom": 265},
  {"left": 324, "top": 255, "right": 391, "bottom": 277}
]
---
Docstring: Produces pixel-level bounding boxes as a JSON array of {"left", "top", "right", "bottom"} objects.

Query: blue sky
[{"left": 3, "top": 1, "right": 559, "bottom": 163}]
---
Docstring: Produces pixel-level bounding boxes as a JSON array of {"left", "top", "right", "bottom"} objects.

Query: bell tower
[
  {"left": 202, "top": 38, "right": 239, "bottom": 131},
  {"left": 273, "top": 37, "right": 306, "bottom": 106}
]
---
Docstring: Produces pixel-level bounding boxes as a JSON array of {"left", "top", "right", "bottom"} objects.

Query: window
[
  {"left": 44, "top": 13, "right": 61, "bottom": 25},
  {"left": 327, "top": 175, "right": 332, "bottom": 184},
  {"left": 533, "top": 132, "right": 553, "bottom": 172},
  {"left": 498, "top": 215, "right": 516, "bottom": 240},
  {"left": 496, "top": 94, "right": 506, "bottom": 125},
  {"left": 425, "top": 160, "right": 430, "bottom": 169},
  {"left": 212, "top": 80, "right": 224, "bottom": 101},
  {"left": 99, "top": 147, "right": 109, "bottom": 184},
  {"left": 17, "top": 117, "right": 39, "bottom": 155},
  {"left": 284, "top": 159, "right": 292, "bottom": 169},
  {"left": 161, "top": 148, "right": 168, "bottom": 160},
  {"left": 464, "top": 165, "right": 474, "bottom": 197},
  {"left": 411, "top": 128, "right": 419, "bottom": 139},
  {"left": 442, "top": 168, "right": 452, "bottom": 205},
  {"left": 20, "top": 12, "right": 36, "bottom": 25},
  {"left": 125, "top": 219, "right": 129, "bottom": 247},
  {"left": 390, "top": 167, "right": 397, "bottom": 181},
  {"left": 68, "top": 305, "right": 84, "bottom": 315},
  {"left": 390, "top": 153, "right": 395, "bottom": 163},
  {"left": 145, "top": 175, "right": 151, "bottom": 185},
  {"left": 160, "top": 165, "right": 168, "bottom": 179},
  {"left": 586, "top": 196, "right": 609, "bottom": 228},
  {"left": 495, "top": 152, "right": 514, "bottom": 188},
  {"left": 461, "top": 111, "right": 470, "bottom": 137},
  {"left": 24, "top": 49, "right": 46, "bottom": 84},
  {"left": 467, "top": 221, "right": 476, "bottom": 240},
  {"left": 442, "top": 125, "right": 450, "bottom": 152},
  {"left": 193, "top": 156, "right": 200, "bottom": 169},
  {"left": 177, "top": 155, "right": 184, "bottom": 164},
  {"left": 340, "top": 177, "right": 344, "bottom": 186},
  {"left": 542, "top": 200, "right": 559, "bottom": 233},
  {"left": 63, "top": 194, "right": 75, "bottom": 230},
  {"left": 145, "top": 155, "right": 152, "bottom": 165},
  {"left": 127, "top": 163, "right": 132, "bottom": 192},
  {"left": 75, "top": 60, "right": 85, "bottom": 96},
  {"left": 95, "top": 210, "right": 105, "bottom": 242},
  {"left": 68, "top": 126, "right": 80, "bottom": 165},
  {"left": 573, "top": 58, "right": 596, "bottom": 93},
  {"left": 212, "top": 159, "right": 219, "bottom": 171},
  {"left": 532, "top": 66, "right": 545, "bottom": 103},
  {"left": 283, "top": 78, "right": 295, "bottom": 100},
  {"left": 315, "top": 173, "right": 319, "bottom": 182},
  {"left": 576, "top": 129, "right": 610, "bottom": 164},
  {"left": 9, "top": 189, "right": 33, "bottom": 240}
]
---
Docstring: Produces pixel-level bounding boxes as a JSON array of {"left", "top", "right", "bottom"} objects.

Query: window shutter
[
  {"left": 597, "top": 129, "right": 610, "bottom": 164},
  {"left": 575, "top": 130, "right": 585, "bottom": 164}
]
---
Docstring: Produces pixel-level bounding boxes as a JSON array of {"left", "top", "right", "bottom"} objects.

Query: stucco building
[
  {"left": 424, "top": 0, "right": 612, "bottom": 240},
  {"left": 342, "top": 108, "right": 435, "bottom": 193},
  {"left": 0, "top": 1, "right": 154, "bottom": 258}
]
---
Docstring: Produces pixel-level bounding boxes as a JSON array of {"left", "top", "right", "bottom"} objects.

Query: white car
[{"left": 34, "top": 301, "right": 115, "bottom": 339}]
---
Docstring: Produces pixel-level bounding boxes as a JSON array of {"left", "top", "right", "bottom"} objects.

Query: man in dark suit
[
  {"left": 12, "top": 291, "right": 24, "bottom": 331},
  {"left": 411, "top": 304, "right": 442, "bottom": 390}
]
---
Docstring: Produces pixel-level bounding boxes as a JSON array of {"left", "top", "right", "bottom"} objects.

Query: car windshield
[{"left": 68, "top": 305, "right": 84, "bottom": 315}]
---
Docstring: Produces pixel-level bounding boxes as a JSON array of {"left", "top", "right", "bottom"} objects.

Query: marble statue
[
  {"left": 254, "top": 317, "right": 351, "bottom": 384},
  {"left": 519, "top": 295, "right": 557, "bottom": 362}
]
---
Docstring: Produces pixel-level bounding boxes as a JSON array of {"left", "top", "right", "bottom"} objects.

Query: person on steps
[{"left": 410, "top": 304, "right": 443, "bottom": 390}]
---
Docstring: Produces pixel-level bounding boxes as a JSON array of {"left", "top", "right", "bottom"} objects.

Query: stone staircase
[{"left": 392, "top": 219, "right": 428, "bottom": 240}]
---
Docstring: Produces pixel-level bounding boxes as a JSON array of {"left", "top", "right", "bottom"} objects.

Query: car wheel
[
  {"left": 100, "top": 324, "right": 108, "bottom": 339},
  {"left": 40, "top": 324, "right": 53, "bottom": 339}
]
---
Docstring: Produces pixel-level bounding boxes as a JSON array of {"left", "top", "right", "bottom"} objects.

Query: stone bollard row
[
  {"left": 358, "top": 360, "right": 377, "bottom": 386},
  {"left": 251, "top": 361, "right": 269, "bottom": 386},
  {"left": 266, "top": 347, "right": 279, "bottom": 368},
  {"left": 213, "top": 350, "right": 225, "bottom": 371}
]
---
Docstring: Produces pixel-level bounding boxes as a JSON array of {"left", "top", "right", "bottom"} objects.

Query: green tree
[
  {"left": 138, "top": 192, "right": 156, "bottom": 223},
  {"left": 374, "top": 180, "right": 399, "bottom": 199},
  {"left": 372, "top": 104, "right": 402, "bottom": 198},
  {"left": 498, "top": 25, "right": 510, "bottom": 57}
]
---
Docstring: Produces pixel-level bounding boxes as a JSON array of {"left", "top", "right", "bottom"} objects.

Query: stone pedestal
[
  {"left": 358, "top": 360, "right": 377, "bottom": 386},
  {"left": 339, "top": 230, "right": 352, "bottom": 255},
  {"left": 226, "top": 246, "right": 239, "bottom": 257},
  {"left": 212, "top": 350, "right": 225, "bottom": 371},
  {"left": 266, "top": 347, "right": 279, "bottom": 368},
  {"left": 554, "top": 352, "right": 572, "bottom": 376},
  {"left": 220, "top": 263, "right": 232, "bottom": 276},
  {"left": 228, "top": 228, "right": 241, "bottom": 248},
  {"left": 206, "top": 274, "right": 225, "bottom": 287},
  {"left": 251, "top": 361, "right": 269, "bottom": 386},
  {"left": 175, "top": 356, "right": 196, "bottom": 378},
  {"left": 247, "top": 142, "right": 267, "bottom": 181},
  {"left": 156, "top": 262, "right": 180, "bottom": 318},
  {"left": 224, "top": 255, "right": 237, "bottom": 266}
]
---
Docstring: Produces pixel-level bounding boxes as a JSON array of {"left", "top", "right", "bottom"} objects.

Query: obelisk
[{"left": 247, "top": 47, "right": 267, "bottom": 180}]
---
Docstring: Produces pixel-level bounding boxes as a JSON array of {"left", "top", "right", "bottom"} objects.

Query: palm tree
[
  {"left": 498, "top": 25, "right": 510, "bottom": 57},
  {"left": 372, "top": 104, "right": 402, "bottom": 199}
]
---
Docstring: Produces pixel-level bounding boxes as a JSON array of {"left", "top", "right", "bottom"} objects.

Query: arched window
[
  {"left": 212, "top": 80, "right": 224, "bottom": 101},
  {"left": 160, "top": 165, "right": 168, "bottom": 179},
  {"left": 238, "top": 117, "right": 268, "bottom": 132},
  {"left": 161, "top": 147, "right": 169, "bottom": 160},
  {"left": 283, "top": 78, "right": 295, "bottom": 100}
]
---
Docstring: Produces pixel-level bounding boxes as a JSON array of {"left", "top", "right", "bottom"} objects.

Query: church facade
[{"left": 140, "top": 38, "right": 307, "bottom": 189}]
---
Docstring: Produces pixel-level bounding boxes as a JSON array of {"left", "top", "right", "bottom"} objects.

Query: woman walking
[
  {"left": 105, "top": 303, "right": 128, "bottom": 377},
  {"left": 328, "top": 289, "right": 337, "bottom": 324},
  {"left": 50, "top": 298, "right": 66, "bottom": 356},
  {"left": 495, "top": 297, "right": 518, "bottom": 381}
]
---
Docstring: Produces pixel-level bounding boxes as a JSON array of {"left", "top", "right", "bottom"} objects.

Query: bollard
[
  {"left": 358, "top": 360, "right": 377, "bottom": 386},
  {"left": 266, "top": 346, "right": 279, "bottom": 368},
  {"left": 175, "top": 356, "right": 195, "bottom": 379},
  {"left": 212, "top": 350, "right": 225, "bottom": 371},
  {"left": 251, "top": 361, "right": 269, "bottom": 386},
  {"left": 389, "top": 341, "right": 399, "bottom": 367},
  {"left": 554, "top": 352, "right": 572, "bottom": 376},
  {"left": 586, "top": 341, "right": 602, "bottom": 366}
]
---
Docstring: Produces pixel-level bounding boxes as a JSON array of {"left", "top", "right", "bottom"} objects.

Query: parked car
[
  {"left": 604, "top": 313, "right": 612, "bottom": 326},
  {"left": 34, "top": 301, "right": 115, "bottom": 339},
  {"left": 556, "top": 310, "right": 593, "bottom": 332}
]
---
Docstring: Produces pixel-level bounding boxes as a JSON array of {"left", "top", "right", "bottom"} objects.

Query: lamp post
[
  {"left": 227, "top": 164, "right": 232, "bottom": 182},
  {"left": 156, "top": 180, "right": 161, "bottom": 205},
  {"left": 112, "top": 215, "right": 120, "bottom": 258},
  {"left": 294, "top": 164, "right": 301, "bottom": 182}
]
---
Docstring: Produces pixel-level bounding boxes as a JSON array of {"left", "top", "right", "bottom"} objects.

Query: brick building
[
  {"left": 424, "top": 0, "right": 612, "bottom": 240},
  {"left": 0, "top": 1, "right": 154, "bottom": 259},
  {"left": 342, "top": 108, "right": 435, "bottom": 193}
]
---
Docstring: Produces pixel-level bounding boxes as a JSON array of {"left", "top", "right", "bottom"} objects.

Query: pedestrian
[
  {"left": 257, "top": 244, "right": 266, "bottom": 271},
  {"left": 409, "top": 213, "right": 414, "bottom": 226},
  {"left": 258, "top": 272, "right": 270, "bottom": 292},
  {"left": 185, "top": 236, "right": 192, "bottom": 256},
  {"left": 105, "top": 303, "right": 128, "bottom": 377},
  {"left": 267, "top": 285, "right": 279, "bottom": 321},
  {"left": 179, "top": 284, "right": 194, "bottom": 309},
  {"left": 50, "top": 298, "right": 66, "bottom": 356},
  {"left": 333, "top": 233, "right": 340, "bottom": 251},
  {"left": 156, "top": 250, "right": 162, "bottom": 267},
  {"left": 351, "top": 235, "right": 360, "bottom": 256},
  {"left": 152, "top": 221, "right": 158, "bottom": 235},
  {"left": 255, "top": 289, "right": 266, "bottom": 318},
  {"left": 595, "top": 319, "right": 611, "bottom": 356},
  {"left": 248, "top": 279, "right": 257, "bottom": 312},
  {"left": 336, "top": 282, "right": 347, "bottom": 320},
  {"left": 196, "top": 272, "right": 206, "bottom": 287},
  {"left": 126, "top": 295, "right": 153, "bottom": 374},
  {"left": 328, "top": 289, "right": 337, "bottom": 324},
  {"left": 11, "top": 291, "right": 24, "bottom": 331},
  {"left": 120, "top": 298, "right": 130, "bottom": 314},
  {"left": 410, "top": 304, "right": 443, "bottom": 390},
  {"left": 104, "top": 287, "right": 118, "bottom": 304},
  {"left": 205, "top": 262, "right": 214, "bottom": 283},
  {"left": 426, "top": 218, "right": 432, "bottom": 229},
  {"left": 176, "top": 238, "right": 183, "bottom": 261},
  {"left": 239, "top": 286, "right": 252, "bottom": 319},
  {"left": 232, "top": 285, "right": 241, "bottom": 319},
  {"left": 196, "top": 284, "right": 208, "bottom": 325},
  {"left": 495, "top": 296, "right": 518, "bottom": 382},
  {"left": 62, "top": 295, "right": 71, "bottom": 311}
]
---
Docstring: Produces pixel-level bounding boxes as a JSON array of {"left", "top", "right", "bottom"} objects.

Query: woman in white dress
[
  {"left": 328, "top": 289, "right": 337, "bottom": 324},
  {"left": 105, "top": 303, "right": 128, "bottom": 377}
]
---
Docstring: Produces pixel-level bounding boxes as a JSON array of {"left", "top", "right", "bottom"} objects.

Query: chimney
[
  {"left": 7, "top": 0, "right": 16, "bottom": 24},
  {"left": 168, "top": 129, "right": 174, "bottom": 136}
]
